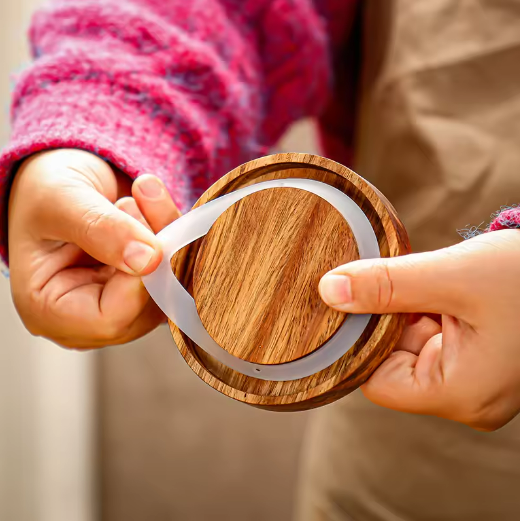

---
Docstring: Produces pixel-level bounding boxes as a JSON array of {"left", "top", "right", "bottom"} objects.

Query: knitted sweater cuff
[
  {"left": 488, "top": 207, "right": 520, "bottom": 232},
  {"left": 0, "top": 81, "right": 189, "bottom": 271}
]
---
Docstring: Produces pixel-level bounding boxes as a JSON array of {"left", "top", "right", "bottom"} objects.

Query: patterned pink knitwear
[{"left": 0, "top": 0, "right": 516, "bottom": 271}]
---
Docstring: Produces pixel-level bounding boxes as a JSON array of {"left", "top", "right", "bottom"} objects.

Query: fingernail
[
  {"left": 138, "top": 175, "right": 164, "bottom": 199},
  {"left": 119, "top": 198, "right": 140, "bottom": 220},
  {"left": 124, "top": 241, "right": 155, "bottom": 273},
  {"left": 319, "top": 274, "right": 352, "bottom": 307}
]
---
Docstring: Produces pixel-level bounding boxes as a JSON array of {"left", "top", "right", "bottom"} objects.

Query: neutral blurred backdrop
[
  {"left": 0, "top": 2, "right": 319, "bottom": 520},
  {"left": 1, "top": 2, "right": 98, "bottom": 521}
]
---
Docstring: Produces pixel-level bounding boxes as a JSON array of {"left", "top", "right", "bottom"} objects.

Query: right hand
[
  {"left": 319, "top": 229, "right": 520, "bottom": 431},
  {"left": 8, "top": 149, "right": 180, "bottom": 348}
]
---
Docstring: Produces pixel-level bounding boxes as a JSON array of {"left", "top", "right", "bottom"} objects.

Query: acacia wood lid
[{"left": 170, "top": 153, "right": 410, "bottom": 411}]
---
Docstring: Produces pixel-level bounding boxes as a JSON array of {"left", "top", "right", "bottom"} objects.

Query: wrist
[{"left": 13, "top": 148, "right": 117, "bottom": 200}]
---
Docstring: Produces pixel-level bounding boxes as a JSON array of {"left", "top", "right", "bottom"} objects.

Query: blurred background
[
  {"left": 0, "top": 2, "right": 319, "bottom": 520},
  {"left": 5, "top": 2, "right": 520, "bottom": 520}
]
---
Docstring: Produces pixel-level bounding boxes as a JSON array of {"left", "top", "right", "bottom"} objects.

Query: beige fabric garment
[{"left": 295, "top": 1, "right": 520, "bottom": 520}]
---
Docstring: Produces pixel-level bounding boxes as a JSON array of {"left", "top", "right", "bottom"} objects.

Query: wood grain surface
[
  {"left": 170, "top": 153, "right": 411, "bottom": 411},
  {"left": 193, "top": 188, "right": 359, "bottom": 365}
]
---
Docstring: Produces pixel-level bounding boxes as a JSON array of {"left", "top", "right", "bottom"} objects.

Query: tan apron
[{"left": 295, "top": 1, "right": 520, "bottom": 520}]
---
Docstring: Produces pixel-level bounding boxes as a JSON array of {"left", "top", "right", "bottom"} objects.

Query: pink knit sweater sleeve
[{"left": 0, "top": 0, "right": 354, "bottom": 267}]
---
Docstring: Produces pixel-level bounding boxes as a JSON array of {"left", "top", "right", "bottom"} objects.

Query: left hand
[
  {"left": 319, "top": 229, "right": 520, "bottom": 431},
  {"left": 8, "top": 150, "right": 180, "bottom": 349}
]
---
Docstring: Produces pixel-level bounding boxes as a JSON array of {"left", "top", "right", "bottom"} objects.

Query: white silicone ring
[{"left": 142, "top": 179, "right": 380, "bottom": 381}]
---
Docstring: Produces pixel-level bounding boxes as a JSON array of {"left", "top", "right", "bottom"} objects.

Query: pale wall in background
[{"left": 0, "top": 3, "right": 96, "bottom": 521}]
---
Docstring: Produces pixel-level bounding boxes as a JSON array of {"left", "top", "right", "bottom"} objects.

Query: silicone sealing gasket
[{"left": 142, "top": 179, "right": 380, "bottom": 381}]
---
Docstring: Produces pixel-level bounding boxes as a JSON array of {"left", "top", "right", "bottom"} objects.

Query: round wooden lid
[
  {"left": 170, "top": 153, "right": 411, "bottom": 412},
  {"left": 192, "top": 187, "right": 359, "bottom": 365}
]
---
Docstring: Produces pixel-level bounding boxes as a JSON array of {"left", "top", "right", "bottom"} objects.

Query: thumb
[
  {"left": 319, "top": 247, "right": 469, "bottom": 316},
  {"left": 46, "top": 184, "right": 162, "bottom": 275}
]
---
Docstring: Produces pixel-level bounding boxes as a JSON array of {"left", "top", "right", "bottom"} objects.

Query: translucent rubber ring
[{"left": 142, "top": 179, "right": 380, "bottom": 381}]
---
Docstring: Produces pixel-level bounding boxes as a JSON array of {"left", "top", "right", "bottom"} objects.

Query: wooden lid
[
  {"left": 170, "top": 153, "right": 410, "bottom": 411},
  {"left": 192, "top": 188, "right": 359, "bottom": 365}
]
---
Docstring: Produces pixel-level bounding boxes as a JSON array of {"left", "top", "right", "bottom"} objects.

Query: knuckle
[
  {"left": 96, "top": 317, "right": 130, "bottom": 344},
  {"left": 23, "top": 321, "right": 42, "bottom": 338},
  {"left": 466, "top": 413, "right": 504, "bottom": 432},
  {"left": 54, "top": 338, "right": 92, "bottom": 350},
  {"left": 10, "top": 276, "right": 135, "bottom": 347},
  {"left": 11, "top": 287, "right": 43, "bottom": 336},
  {"left": 369, "top": 263, "right": 395, "bottom": 312},
  {"left": 82, "top": 209, "right": 112, "bottom": 242},
  {"left": 461, "top": 396, "right": 509, "bottom": 432}
]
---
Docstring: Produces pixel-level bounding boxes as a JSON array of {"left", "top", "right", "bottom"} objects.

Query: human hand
[
  {"left": 319, "top": 229, "right": 520, "bottom": 431},
  {"left": 8, "top": 149, "right": 179, "bottom": 348}
]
